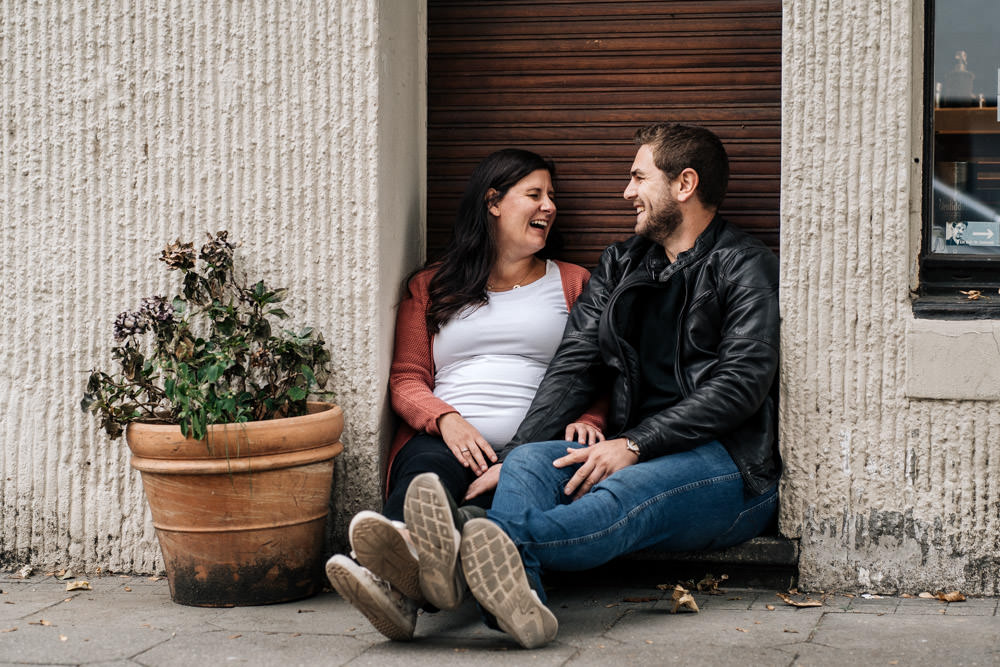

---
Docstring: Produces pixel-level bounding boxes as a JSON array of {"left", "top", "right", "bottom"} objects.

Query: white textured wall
[
  {"left": 0, "top": 0, "right": 425, "bottom": 572},
  {"left": 781, "top": 0, "right": 1000, "bottom": 594}
]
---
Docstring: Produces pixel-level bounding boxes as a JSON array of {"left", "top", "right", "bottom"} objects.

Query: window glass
[{"left": 930, "top": 0, "right": 1000, "bottom": 257}]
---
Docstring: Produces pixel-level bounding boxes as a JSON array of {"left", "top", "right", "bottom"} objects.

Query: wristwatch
[{"left": 625, "top": 437, "right": 641, "bottom": 458}]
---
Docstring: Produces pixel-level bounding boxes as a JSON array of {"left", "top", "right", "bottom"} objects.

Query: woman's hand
[
  {"left": 437, "top": 412, "right": 496, "bottom": 475},
  {"left": 465, "top": 464, "right": 502, "bottom": 500},
  {"left": 564, "top": 422, "right": 605, "bottom": 445}
]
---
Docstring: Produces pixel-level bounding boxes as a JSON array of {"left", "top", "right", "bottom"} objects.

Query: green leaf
[{"left": 287, "top": 386, "right": 307, "bottom": 401}]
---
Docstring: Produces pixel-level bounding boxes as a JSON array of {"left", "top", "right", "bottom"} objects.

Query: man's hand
[
  {"left": 464, "top": 463, "right": 501, "bottom": 500},
  {"left": 437, "top": 412, "right": 496, "bottom": 475},
  {"left": 553, "top": 438, "right": 639, "bottom": 500},
  {"left": 564, "top": 422, "right": 605, "bottom": 445}
]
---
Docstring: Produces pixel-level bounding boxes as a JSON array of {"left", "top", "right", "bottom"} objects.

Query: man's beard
[{"left": 640, "top": 197, "right": 682, "bottom": 245}]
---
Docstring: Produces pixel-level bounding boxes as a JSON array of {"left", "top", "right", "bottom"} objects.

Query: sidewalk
[{"left": 2, "top": 566, "right": 997, "bottom": 666}]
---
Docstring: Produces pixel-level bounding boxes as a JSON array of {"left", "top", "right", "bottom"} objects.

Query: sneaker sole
[
  {"left": 403, "top": 473, "right": 464, "bottom": 610},
  {"left": 325, "top": 555, "right": 415, "bottom": 641},
  {"left": 460, "top": 518, "right": 558, "bottom": 649},
  {"left": 351, "top": 513, "right": 422, "bottom": 601}
]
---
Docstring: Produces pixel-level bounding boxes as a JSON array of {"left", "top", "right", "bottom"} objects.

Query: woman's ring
[{"left": 461, "top": 448, "right": 470, "bottom": 453}]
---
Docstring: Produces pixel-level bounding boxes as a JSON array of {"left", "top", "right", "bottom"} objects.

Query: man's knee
[{"left": 503, "top": 440, "right": 576, "bottom": 472}]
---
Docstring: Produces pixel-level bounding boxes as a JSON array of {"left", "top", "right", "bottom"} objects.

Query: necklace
[{"left": 488, "top": 259, "right": 539, "bottom": 291}]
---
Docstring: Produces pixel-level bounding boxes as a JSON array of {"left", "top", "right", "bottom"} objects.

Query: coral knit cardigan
[{"left": 386, "top": 260, "right": 606, "bottom": 488}]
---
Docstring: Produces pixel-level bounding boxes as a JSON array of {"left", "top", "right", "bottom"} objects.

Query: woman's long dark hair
[{"left": 423, "top": 148, "right": 556, "bottom": 334}]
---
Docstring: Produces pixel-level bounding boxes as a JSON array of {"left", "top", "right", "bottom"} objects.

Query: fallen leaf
[
  {"left": 728, "top": 596, "right": 743, "bottom": 601},
  {"left": 297, "top": 609, "right": 316, "bottom": 613},
  {"left": 66, "top": 581, "right": 91, "bottom": 592},
  {"left": 29, "top": 619, "right": 52, "bottom": 626},
  {"left": 765, "top": 604, "right": 775, "bottom": 610},
  {"left": 736, "top": 627, "right": 748, "bottom": 633},
  {"left": 17, "top": 565, "right": 32, "bottom": 579},
  {"left": 124, "top": 587, "right": 132, "bottom": 592},
  {"left": 623, "top": 596, "right": 657, "bottom": 603},
  {"left": 291, "top": 632, "right": 301, "bottom": 637},
  {"left": 783, "top": 628, "right": 799, "bottom": 633},
  {"left": 936, "top": 591, "right": 965, "bottom": 602},
  {"left": 229, "top": 634, "right": 241, "bottom": 639},
  {"left": 604, "top": 603, "right": 620, "bottom": 608},
  {"left": 918, "top": 592, "right": 935, "bottom": 599},
  {"left": 59, "top": 635, "right": 68, "bottom": 642},
  {"left": 59, "top": 571, "right": 74, "bottom": 581},
  {"left": 696, "top": 573, "right": 729, "bottom": 594},
  {"left": 147, "top": 576, "right": 163, "bottom": 582},
  {"left": 670, "top": 585, "right": 699, "bottom": 614},
  {"left": 776, "top": 592, "right": 823, "bottom": 608},
  {"left": 787, "top": 587, "right": 799, "bottom": 595},
  {"left": 645, "top": 640, "right": 654, "bottom": 644},
  {"left": 901, "top": 594, "right": 913, "bottom": 598},
  {"left": 960, "top": 290, "right": 983, "bottom": 300},
  {"left": 843, "top": 593, "right": 856, "bottom": 598},
  {"left": 656, "top": 583, "right": 671, "bottom": 591},
  {"left": 890, "top": 661, "right": 899, "bottom": 665},
  {"left": 1, "top": 628, "right": 16, "bottom": 633}
]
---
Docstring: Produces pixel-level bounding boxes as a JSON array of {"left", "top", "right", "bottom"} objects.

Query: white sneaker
[
  {"left": 460, "top": 518, "right": 558, "bottom": 649},
  {"left": 403, "top": 473, "right": 465, "bottom": 610},
  {"left": 349, "top": 510, "right": 422, "bottom": 602},
  {"left": 325, "top": 554, "right": 417, "bottom": 641}
]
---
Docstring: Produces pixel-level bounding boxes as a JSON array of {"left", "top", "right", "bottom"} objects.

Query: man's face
[{"left": 624, "top": 144, "right": 682, "bottom": 245}]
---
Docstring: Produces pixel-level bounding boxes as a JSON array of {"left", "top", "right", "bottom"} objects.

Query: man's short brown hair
[{"left": 633, "top": 123, "right": 730, "bottom": 210}]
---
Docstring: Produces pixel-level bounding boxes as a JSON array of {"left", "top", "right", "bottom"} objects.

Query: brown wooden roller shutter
[{"left": 427, "top": 0, "right": 781, "bottom": 268}]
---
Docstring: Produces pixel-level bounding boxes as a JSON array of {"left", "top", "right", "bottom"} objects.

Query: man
[{"left": 406, "top": 123, "right": 781, "bottom": 648}]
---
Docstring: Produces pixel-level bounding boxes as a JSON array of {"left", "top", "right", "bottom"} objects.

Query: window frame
[{"left": 915, "top": 0, "right": 1000, "bottom": 319}]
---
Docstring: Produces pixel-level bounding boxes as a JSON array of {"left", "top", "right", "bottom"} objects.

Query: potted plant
[{"left": 82, "top": 231, "right": 344, "bottom": 607}]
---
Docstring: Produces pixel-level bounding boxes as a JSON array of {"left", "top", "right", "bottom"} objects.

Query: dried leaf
[
  {"left": 918, "top": 592, "right": 935, "bottom": 599},
  {"left": 29, "top": 619, "right": 52, "bottom": 626},
  {"left": 736, "top": 627, "right": 748, "bottom": 633},
  {"left": 229, "top": 634, "right": 241, "bottom": 639},
  {"left": 670, "top": 585, "right": 699, "bottom": 613},
  {"left": 696, "top": 573, "right": 729, "bottom": 594},
  {"left": 655, "top": 583, "right": 671, "bottom": 591},
  {"left": 783, "top": 628, "right": 799, "bottom": 634},
  {"left": 787, "top": 587, "right": 799, "bottom": 595},
  {"left": 766, "top": 604, "right": 775, "bottom": 611},
  {"left": 623, "top": 596, "right": 657, "bottom": 603},
  {"left": 17, "top": 565, "right": 32, "bottom": 579},
  {"left": 1, "top": 627, "right": 16, "bottom": 633},
  {"left": 124, "top": 587, "right": 132, "bottom": 592},
  {"left": 645, "top": 640, "right": 654, "bottom": 645},
  {"left": 936, "top": 591, "right": 965, "bottom": 602},
  {"left": 59, "top": 634, "right": 68, "bottom": 642},
  {"left": 901, "top": 593, "right": 914, "bottom": 598},
  {"left": 296, "top": 609, "right": 316, "bottom": 613},
  {"left": 59, "top": 571, "right": 74, "bottom": 581},
  {"left": 604, "top": 603, "right": 619, "bottom": 608},
  {"left": 147, "top": 576, "right": 163, "bottom": 582},
  {"left": 776, "top": 592, "right": 823, "bottom": 608},
  {"left": 65, "top": 581, "right": 91, "bottom": 592}
]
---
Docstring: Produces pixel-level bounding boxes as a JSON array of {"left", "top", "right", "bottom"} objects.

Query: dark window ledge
[{"left": 912, "top": 293, "right": 1000, "bottom": 319}]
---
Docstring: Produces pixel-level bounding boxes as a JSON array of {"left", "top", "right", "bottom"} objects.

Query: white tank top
[{"left": 433, "top": 260, "right": 568, "bottom": 445}]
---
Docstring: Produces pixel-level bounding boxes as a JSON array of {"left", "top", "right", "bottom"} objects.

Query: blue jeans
[{"left": 487, "top": 440, "right": 778, "bottom": 603}]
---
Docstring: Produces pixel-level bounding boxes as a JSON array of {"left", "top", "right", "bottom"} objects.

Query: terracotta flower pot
[{"left": 126, "top": 402, "right": 344, "bottom": 607}]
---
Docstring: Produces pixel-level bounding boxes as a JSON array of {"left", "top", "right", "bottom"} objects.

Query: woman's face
[{"left": 488, "top": 169, "right": 556, "bottom": 261}]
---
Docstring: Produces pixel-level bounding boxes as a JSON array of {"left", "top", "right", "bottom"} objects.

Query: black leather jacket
[{"left": 503, "top": 216, "right": 781, "bottom": 496}]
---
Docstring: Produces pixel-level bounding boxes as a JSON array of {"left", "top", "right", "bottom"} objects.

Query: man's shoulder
[{"left": 702, "top": 219, "right": 778, "bottom": 282}]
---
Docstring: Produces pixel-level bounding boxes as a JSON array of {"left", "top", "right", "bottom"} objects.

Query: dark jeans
[{"left": 383, "top": 433, "right": 495, "bottom": 521}]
